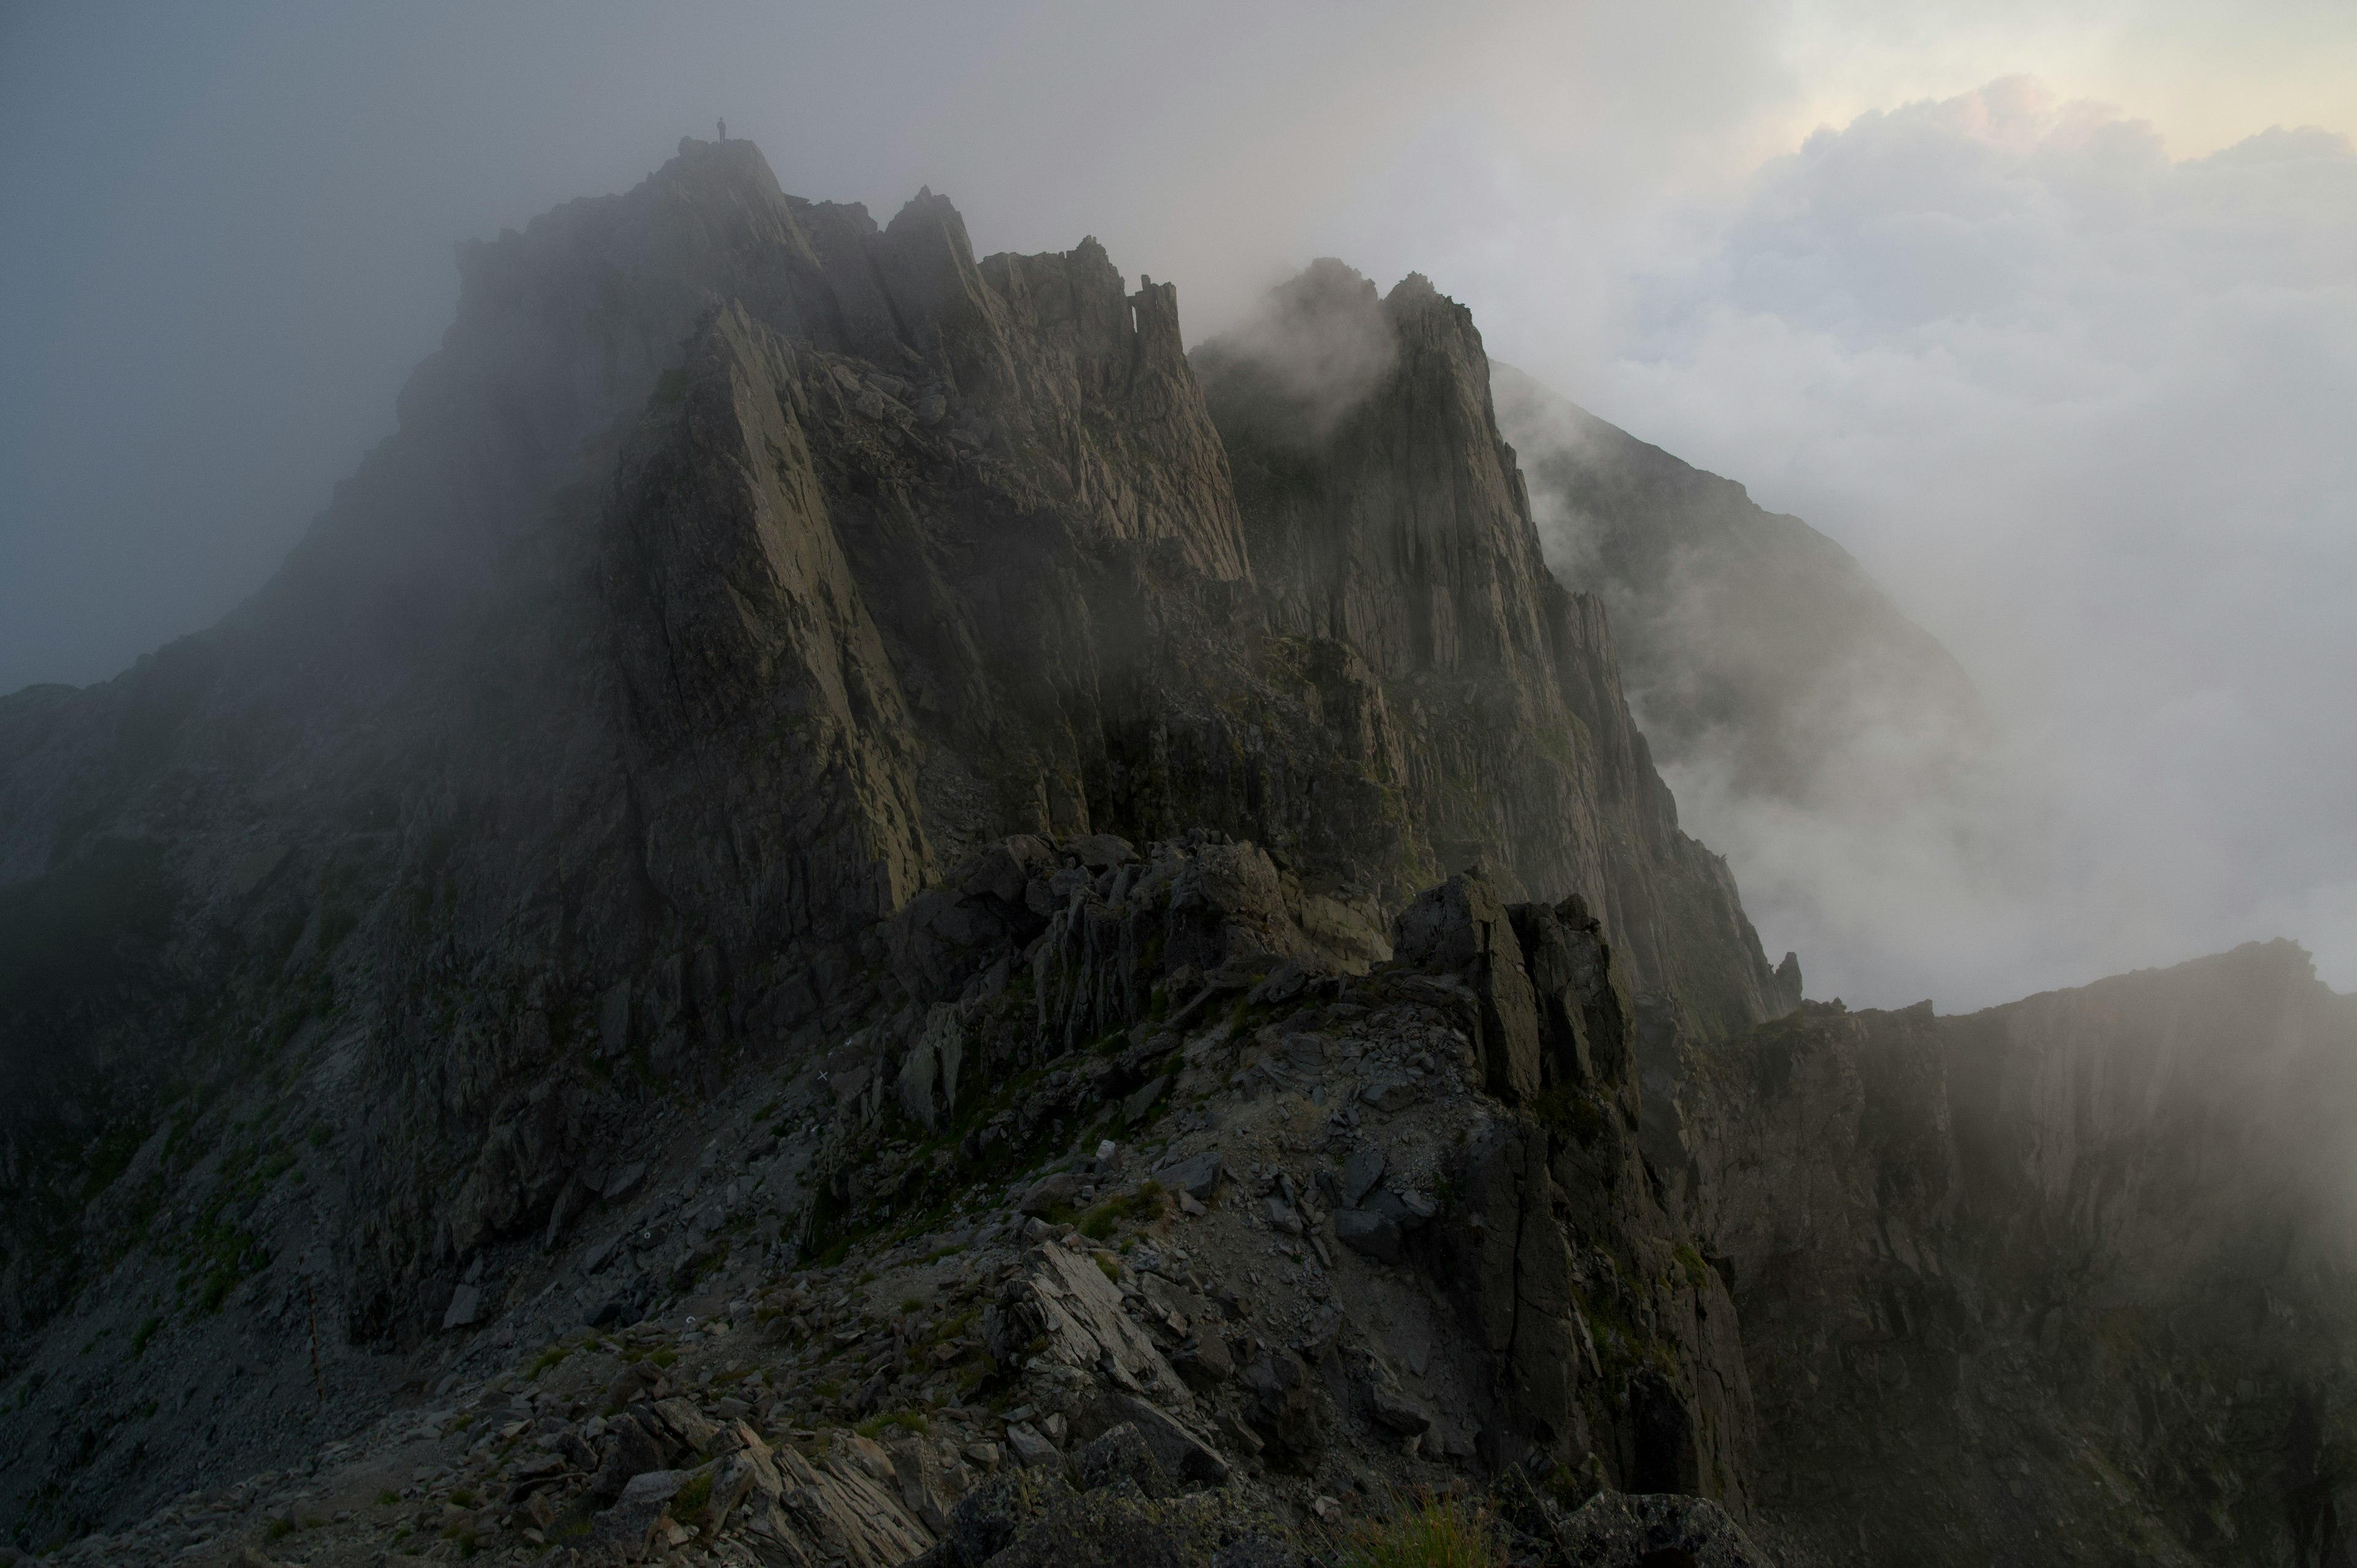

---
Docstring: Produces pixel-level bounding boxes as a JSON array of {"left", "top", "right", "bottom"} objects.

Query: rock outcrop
[{"left": 1196, "top": 263, "right": 1785, "bottom": 1041}]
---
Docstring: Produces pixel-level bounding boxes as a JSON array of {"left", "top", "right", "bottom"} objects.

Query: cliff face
[
  {"left": 1674, "top": 941, "right": 2357, "bottom": 1566},
  {"left": 0, "top": 141, "right": 1790, "bottom": 1541},
  {"left": 1195, "top": 263, "right": 1787, "bottom": 1041}
]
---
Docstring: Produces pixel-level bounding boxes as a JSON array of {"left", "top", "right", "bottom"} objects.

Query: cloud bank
[{"left": 1388, "top": 80, "right": 2357, "bottom": 1007}]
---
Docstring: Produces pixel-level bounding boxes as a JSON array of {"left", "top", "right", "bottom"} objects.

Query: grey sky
[{"left": 3, "top": 1, "right": 2351, "bottom": 1008}]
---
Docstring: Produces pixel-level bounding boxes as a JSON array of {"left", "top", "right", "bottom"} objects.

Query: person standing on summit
[{"left": 717, "top": 117, "right": 726, "bottom": 141}]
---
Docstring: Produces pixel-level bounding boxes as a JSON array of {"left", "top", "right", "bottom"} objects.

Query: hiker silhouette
[{"left": 717, "top": 117, "right": 726, "bottom": 141}]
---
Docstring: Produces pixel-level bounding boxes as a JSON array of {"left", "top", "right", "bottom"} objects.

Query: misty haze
[{"left": 2, "top": 6, "right": 2354, "bottom": 1567}]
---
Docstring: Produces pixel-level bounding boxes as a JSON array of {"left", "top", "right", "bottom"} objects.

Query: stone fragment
[
  {"left": 591, "top": 1410, "right": 671, "bottom": 1498},
  {"left": 1555, "top": 1491, "right": 1772, "bottom": 1566},
  {"left": 1341, "top": 1149, "right": 1385, "bottom": 1208},
  {"left": 886, "top": 1435, "right": 968, "bottom": 1532},
  {"left": 1079, "top": 1391, "right": 1232, "bottom": 1486},
  {"left": 603, "top": 1161, "right": 648, "bottom": 1201},
  {"left": 942, "top": 1473, "right": 1033, "bottom": 1566},
  {"left": 1065, "top": 834, "right": 1138, "bottom": 870},
  {"left": 1360, "top": 1079, "right": 1420, "bottom": 1113}
]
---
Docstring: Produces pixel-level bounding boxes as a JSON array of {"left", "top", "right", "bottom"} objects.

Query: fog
[{"left": 2, "top": 1, "right": 2351, "bottom": 1010}]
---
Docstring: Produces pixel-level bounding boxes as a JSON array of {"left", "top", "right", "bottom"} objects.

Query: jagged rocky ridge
[
  {"left": 0, "top": 136, "right": 1784, "bottom": 1555},
  {"left": 4, "top": 134, "right": 2356, "bottom": 1568},
  {"left": 7, "top": 830, "right": 1784, "bottom": 1568}
]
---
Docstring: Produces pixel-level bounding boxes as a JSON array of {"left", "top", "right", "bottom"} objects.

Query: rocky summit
[{"left": 1, "top": 137, "right": 2351, "bottom": 1568}]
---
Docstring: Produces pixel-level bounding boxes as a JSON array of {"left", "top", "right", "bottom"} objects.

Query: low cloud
[{"left": 1374, "top": 79, "right": 2357, "bottom": 1007}]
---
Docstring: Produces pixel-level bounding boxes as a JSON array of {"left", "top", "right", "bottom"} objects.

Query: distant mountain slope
[
  {"left": 1674, "top": 940, "right": 2357, "bottom": 1565},
  {"left": 1490, "top": 363, "right": 1985, "bottom": 808}
]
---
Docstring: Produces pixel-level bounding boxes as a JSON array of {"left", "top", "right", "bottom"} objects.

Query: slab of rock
[
  {"left": 646, "top": 1396, "right": 721, "bottom": 1456},
  {"left": 987, "top": 1242, "right": 1193, "bottom": 1410},
  {"left": 886, "top": 1435, "right": 971, "bottom": 1532},
  {"left": 1341, "top": 1149, "right": 1385, "bottom": 1208},
  {"left": 1360, "top": 1079, "right": 1421, "bottom": 1113}
]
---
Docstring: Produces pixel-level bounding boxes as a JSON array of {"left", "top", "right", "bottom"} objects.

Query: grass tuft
[{"left": 1342, "top": 1493, "right": 1504, "bottom": 1568}]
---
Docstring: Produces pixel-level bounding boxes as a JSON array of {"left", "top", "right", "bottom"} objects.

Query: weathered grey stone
[{"left": 1340, "top": 1149, "right": 1385, "bottom": 1208}]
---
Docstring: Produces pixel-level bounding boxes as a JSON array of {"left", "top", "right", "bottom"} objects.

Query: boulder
[
  {"left": 1074, "top": 1423, "right": 1172, "bottom": 1497},
  {"left": 1240, "top": 1351, "right": 1322, "bottom": 1463},
  {"left": 1333, "top": 1208, "right": 1403, "bottom": 1264},
  {"left": 1156, "top": 1151, "right": 1225, "bottom": 1200},
  {"left": 589, "top": 1467, "right": 688, "bottom": 1561},
  {"left": 590, "top": 1410, "right": 671, "bottom": 1498},
  {"left": 1005, "top": 1421, "right": 1061, "bottom": 1468},
  {"left": 1171, "top": 1335, "right": 1234, "bottom": 1390},
  {"left": 1017, "top": 1172, "right": 1081, "bottom": 1216},
  {"left": 441, "top": 1284, "right": 482, "bottom": 1330},
  {"left": 986, "top": 1242, "right": 1192, "bottom": 1409},
  {"left": 1368, "top": 1383, "right": 1433, "bottom": 1435}
]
